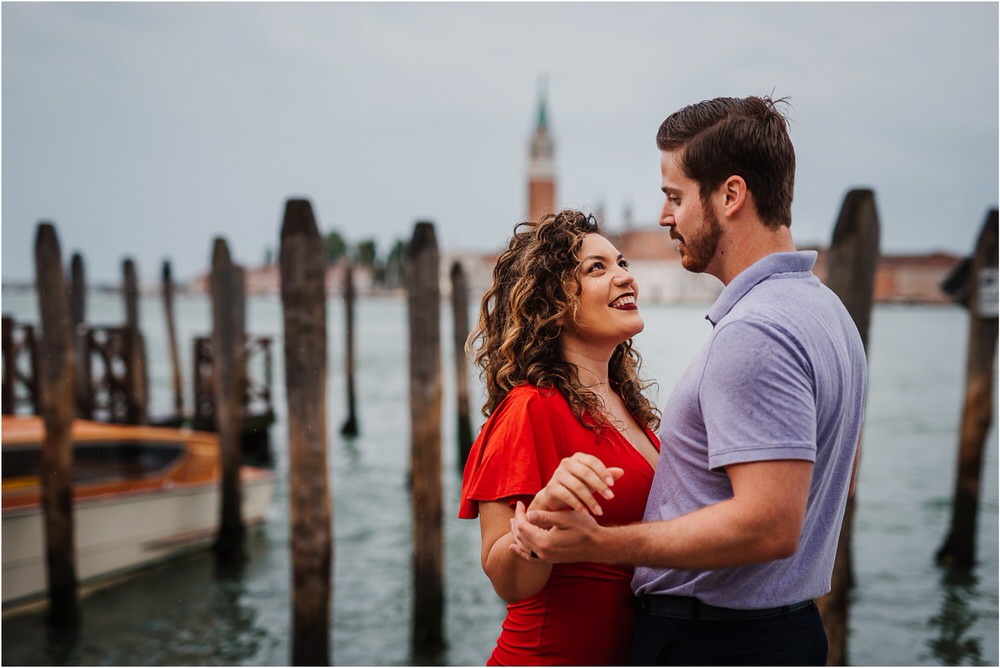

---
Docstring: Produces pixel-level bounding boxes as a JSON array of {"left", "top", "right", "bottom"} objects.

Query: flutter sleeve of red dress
[{"left": 459, "top": 385, "right": 564, "bottom": 519}]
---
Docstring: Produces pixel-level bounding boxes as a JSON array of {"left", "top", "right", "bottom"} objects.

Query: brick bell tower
[{"left": 527, "top": 79, "right": 556, "bottom": 223}]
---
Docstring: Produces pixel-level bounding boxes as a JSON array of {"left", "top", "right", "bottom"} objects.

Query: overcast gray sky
[{"left": 2, "top": 2, "right": 998, "bottom": 284}]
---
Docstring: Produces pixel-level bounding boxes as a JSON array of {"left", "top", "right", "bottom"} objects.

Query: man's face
[{"left": 658, "top": 150, "right": 723, "bottom": 275}]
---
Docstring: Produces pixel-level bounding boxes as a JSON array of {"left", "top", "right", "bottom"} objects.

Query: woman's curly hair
[{"left": 468, "top": 209, "right": 660, "bottom": 433}]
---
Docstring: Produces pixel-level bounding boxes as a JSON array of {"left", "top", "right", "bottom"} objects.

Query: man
[{"left": 510, "top": 96, "right": 866, "bottom": 665}]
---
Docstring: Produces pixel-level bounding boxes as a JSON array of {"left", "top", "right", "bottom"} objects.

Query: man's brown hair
[{"left": 656, "top": 96, "right": 795, "bottom": 229}]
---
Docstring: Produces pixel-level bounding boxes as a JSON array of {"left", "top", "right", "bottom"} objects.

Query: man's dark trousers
[{"left": 629, "top": 598, "right": 828, "bottom": 666}]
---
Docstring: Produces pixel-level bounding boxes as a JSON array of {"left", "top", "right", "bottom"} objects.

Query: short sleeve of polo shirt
[
  {"left": 458, "top": 388, "right": 561, "bottom": 519},
  {"left": 701, "top": 317, "right": 817, "bottom": 471}
]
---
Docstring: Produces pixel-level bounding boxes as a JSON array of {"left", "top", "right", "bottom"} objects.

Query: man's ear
[{"left": 721, "top": 175, "right": 748, "bottom": 219}]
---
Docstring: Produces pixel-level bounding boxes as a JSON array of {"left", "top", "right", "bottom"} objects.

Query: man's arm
[{"left": 511, "top": 459, "right": 812, "bottom": 569}]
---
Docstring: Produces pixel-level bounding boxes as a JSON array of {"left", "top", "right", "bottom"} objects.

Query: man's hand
[{"left": 509, "top": 500, "right": 603, "bottom": 563}]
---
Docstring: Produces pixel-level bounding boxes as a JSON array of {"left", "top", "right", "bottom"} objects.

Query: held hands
[
  {"left": 509, "top": 501, "right": 601, "bottom": 563},
  {"left": 509, "top": 453, "right": 619, "bottom": 563},
  {"left": 528, "top": 452, "right": 624, "bottom": 516}
]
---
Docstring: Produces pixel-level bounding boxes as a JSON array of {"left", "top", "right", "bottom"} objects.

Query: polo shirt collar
[{"left": 706, "top": 250, "right": 818, "bottom": 326}]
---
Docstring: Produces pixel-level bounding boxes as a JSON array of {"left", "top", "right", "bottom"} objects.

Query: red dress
[{"left": 459, "top": 384, "right": 659, "bottom": 666}]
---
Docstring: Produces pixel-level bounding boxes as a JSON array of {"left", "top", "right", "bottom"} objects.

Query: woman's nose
[{"left": 614, "top": 271, "right": 634, "bottom": 286}]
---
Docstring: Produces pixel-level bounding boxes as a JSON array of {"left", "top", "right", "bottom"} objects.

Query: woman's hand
[{"left": 529, "top": 452, "right": 624, "bottom": 517}]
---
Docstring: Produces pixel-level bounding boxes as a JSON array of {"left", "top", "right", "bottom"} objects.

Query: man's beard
[{"left": 677, "top": 205, "right": 723, "bottom": 274}]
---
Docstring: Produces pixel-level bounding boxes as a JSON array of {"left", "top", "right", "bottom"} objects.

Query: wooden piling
[
  {"left": 210, "top": 239, "right": 246, "bottom": 564},
  {"left": 162, "top": 260, "right": 184, "bottom": 419},
  {"left": 450, "top": 261, "right": 474, "bottom": 467},
  {"left": 816, "top": 188, "right": 880, "bottom": 665},
  {"left": 1, "top": 321, "right": 42, "bottom": 415},
  {"left": 407, "top": 221, "right": 445, "bottom": 653},
  {"left": 2, "top": 317, "right": 16, "bottom": 414},
  {"left": 280, "top": 199, "right": 332, "bottom": 666},
  {"left": 937, "top": 209, "right": 999, "bottom": 569},
  {"left": 123, "top": 258, "right": 139, "bottom": 331},
  {"left": 122, "top": 259, "right": 148, "bottom": 424},
  {"left": 34, "top": 222, "right": 80, "bottom": 627},
  {"left": 234, "top": 266, "right": 248, "bottom": 422},
  {"left": 69, "top": 253, "right": 85, "bottom": 330},
  {"left": 68, "top": 253, "right": 93, "bottom": 419},
  {"left": 340, "top": 258, "right": 359, "bottom": 436}
]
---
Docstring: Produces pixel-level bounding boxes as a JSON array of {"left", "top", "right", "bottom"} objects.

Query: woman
[{"left": 459, "top": 209, "right": 661, "bottom": 665}]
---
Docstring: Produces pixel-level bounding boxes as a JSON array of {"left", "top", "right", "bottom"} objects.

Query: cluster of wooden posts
[
  {"left": 3, "top": 253, "right": 276, "bottom": 447},
  {"left": 7, "top": 222, "right": 279, "bottom": 627},
  {"left": 7, "top": 194, "right": 996, "bottom": 666},
  {"left": 278, "top": 203, "right": 476, "bottom": 664},
  {"left": 4, "top": 255, "right": 153, "bottom": 425}
]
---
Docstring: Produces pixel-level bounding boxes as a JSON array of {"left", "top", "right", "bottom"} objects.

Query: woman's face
[{"left": 560, "top": 233, "right": 644, "bottom": 347}]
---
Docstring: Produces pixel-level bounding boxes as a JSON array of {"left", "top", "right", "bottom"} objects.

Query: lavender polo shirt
[{"left": 632, "top": 251, "right": 866, "bottom": 609}]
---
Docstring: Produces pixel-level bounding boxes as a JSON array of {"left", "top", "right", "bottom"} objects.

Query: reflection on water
[{"left": 927, "top": 570, "right": 983, "bottom": 665}]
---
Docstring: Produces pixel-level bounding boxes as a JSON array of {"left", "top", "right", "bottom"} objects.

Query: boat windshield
[{"left": 3, "top": 441, "right": 186, "bottom": 484}]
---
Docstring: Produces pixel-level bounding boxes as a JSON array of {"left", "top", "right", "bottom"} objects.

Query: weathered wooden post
[
  {"left": 937, "top": 209, "right": 999, "bottom": 569},
  {"left": 407, "top": 221, "right": 445, "bottom": 654},
  {"left": 2, "top": 316, "right": 16, "bottom": 414},
  {"left": 34, "top": 222, "right": 80, "bottom": 627},
  {"left": 450, "top": 261, "right": 474, "bottom": 467},
  {"left": 69, "top": 254, "right": 85, "bottom": 324},
  {"left": 210, "top": 239, "right": 246, "bottom": 565},
  {"left": 816, "top": 188, "right": 880, "bottom": 666},
  {"left": 234, "top": 266, "right": 248, "bottom": 423},
  {"left": 122, "top": 259, "right": 148, "bottom": 424},
  {"left": 2, "top": 321, "right": 42, "bottom": 416},
  {"left": 69, "top": 253, "right": 92, "bottom": 419},
  {"left": 69, "top": 253, "right": 85, "bottom": 330},
  {"left": 280, "top": 199, "right": 332, "bottom": 665},
  {"left": 340, "top": 258, "right": 359, "bottom": 436},
  {"left": 162, "top": 260, "right": 184, "bottom": 419}
]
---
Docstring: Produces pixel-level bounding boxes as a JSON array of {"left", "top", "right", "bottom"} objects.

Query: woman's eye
[
  {"left": 619, "top": 259, "right": 629, "bottom": 269},
  {"left": 587, "top": 262, "right": 605, "bottom": 273}
]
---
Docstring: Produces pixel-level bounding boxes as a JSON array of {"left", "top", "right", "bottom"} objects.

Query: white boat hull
[{"left": 2, "top": 475, "right": 274, "bottom": 607}]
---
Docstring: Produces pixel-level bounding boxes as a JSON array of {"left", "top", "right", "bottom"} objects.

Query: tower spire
[
  {"left": 527, "top": 76, "right": 556, "bottom": 222},
  {"left": 537, "top": 75, "right": 548, "bottom": 130}
]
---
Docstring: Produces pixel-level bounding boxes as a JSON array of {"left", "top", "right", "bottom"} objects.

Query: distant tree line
[{"left": 323, "top": 230, "right": 406, "bottom": 289}]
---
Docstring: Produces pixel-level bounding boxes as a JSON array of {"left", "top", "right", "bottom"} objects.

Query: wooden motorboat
[{"left": 2, "top": 415, "right": 275, "bottom": 608}]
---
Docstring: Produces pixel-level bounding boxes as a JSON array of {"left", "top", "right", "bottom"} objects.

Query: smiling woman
[
  {"left": 458, "top": 209, "right": 661, "bottom": 665},
  {"left": 562, "top": 232, "right": 645, "bottom": 349}
]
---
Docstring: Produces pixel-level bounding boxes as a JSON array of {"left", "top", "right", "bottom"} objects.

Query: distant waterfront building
[
  {"left": 812, "top": 249, "right": 960, "bottom": 304},
  {"left": 527, "top": 81, "right": 556, "bottom": 223}
]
